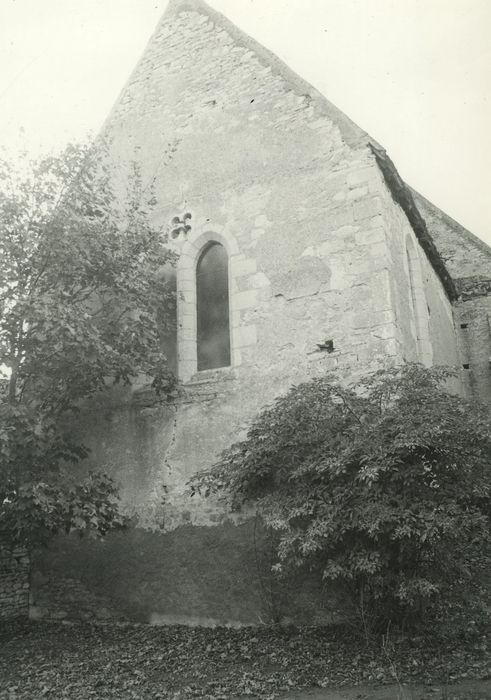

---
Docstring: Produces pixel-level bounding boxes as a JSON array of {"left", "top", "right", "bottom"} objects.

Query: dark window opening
[
  {"left": 460, "top": 323, "right": 468, "bottom": 329},
  {"left": 196, "top": 242, "right": 231, "bottom": 371},
  {"left": 463, "top": 363, "right": 470, "bottom": 370}
]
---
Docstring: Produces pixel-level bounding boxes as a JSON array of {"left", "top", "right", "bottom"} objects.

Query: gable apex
[
  {"left": 100, "top": 0, "right": 481, "bottom": 303},
  {"left": 161, "top": 0, "right": 369, "bottom": 149},
  {"left": 164, "top": 0, "right": 210, "bottom": 13}
]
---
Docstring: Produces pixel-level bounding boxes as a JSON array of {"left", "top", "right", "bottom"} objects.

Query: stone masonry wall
[
  {"left": 85, "top": 0, "right": 417, "bottom": 533},
  {"left": 35, "top": 0, "right": 463, "bottom": 624},
  {"left": 455, "top": 295, "right": 491, "bottom": 403},
  {"left": 0, "top": 548, "right": 29, "bottom": 620}
]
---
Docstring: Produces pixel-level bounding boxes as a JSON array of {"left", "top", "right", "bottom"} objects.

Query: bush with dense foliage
[
  {"left": 193, "top": 365, "right": 491, "bottom": 633},
  {"left": 0, "top": 142, "right": 176, "bottom": 550}
]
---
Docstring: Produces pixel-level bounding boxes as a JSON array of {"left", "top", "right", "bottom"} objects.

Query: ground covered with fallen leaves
[{"left": 2, "top": 621, "right": 491, "bottom": 699}]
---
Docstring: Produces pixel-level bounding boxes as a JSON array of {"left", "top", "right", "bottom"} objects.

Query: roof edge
[
  {"left": 410, "top": 188, "right": 491, "bottom": 259},
  {"left": 369, "top": 142, "right": 458, "bottom": 302}
]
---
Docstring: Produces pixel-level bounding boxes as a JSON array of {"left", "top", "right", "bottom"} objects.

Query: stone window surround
[{"left": 177, "top": 226, "right": 241, "bottom": 382}]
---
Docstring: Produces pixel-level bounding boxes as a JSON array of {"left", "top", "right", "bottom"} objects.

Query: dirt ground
[
  {"left": 278, "top": 679, "right": 491, "bottom": 699},
  {"left": 3, "top": 621, "right": 491, "bottom": 699}
]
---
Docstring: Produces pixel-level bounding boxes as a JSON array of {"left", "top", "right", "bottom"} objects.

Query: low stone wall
[
  {"left": 0, "top": 548, "right": 30, "bottom": 619},
  {"left": 30, "top": 569, "right": 127, "bottom": 623}
]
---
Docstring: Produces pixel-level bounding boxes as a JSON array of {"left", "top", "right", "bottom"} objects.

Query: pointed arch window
[{"left": 196, "top": 242, "right": 231, "bottom": 371}]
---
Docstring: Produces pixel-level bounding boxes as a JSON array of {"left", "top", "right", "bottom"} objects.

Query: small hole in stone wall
[
  {"left": 462, "top": 363, "right": 470, "bottom": 370},
  {"left": 317, "top": 340, "right": 334, "bottom": 353},
  {"left": 460, "top": 323, "right": 468, "bottom": 329}
]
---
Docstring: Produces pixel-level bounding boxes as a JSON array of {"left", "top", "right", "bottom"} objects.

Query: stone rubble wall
[
  {"left": 29, "top": 569, "right": 127, "bottom": 623},
  {"left": 456, "top": 294, "right": 491, "bottom": 404},
  {"left": 0, "top": 548, "right": 29, "bottom": 620}
]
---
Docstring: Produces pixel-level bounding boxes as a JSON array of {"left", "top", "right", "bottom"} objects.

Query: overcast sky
[{"left": 0, "top": 0, "right": 489, "bottom": 246}]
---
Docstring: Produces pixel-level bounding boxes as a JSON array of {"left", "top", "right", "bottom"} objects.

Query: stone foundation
[{"left": 32, "top": 522, "right": 343, "bottom": 626}]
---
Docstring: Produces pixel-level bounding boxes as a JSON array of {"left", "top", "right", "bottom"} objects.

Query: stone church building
[{"left": 3, "top": 0, "right": 490, "bottom": 623}]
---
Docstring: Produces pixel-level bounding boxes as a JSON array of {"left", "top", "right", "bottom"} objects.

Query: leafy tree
[
  {"left": 192, "top": 364, "right": 491, "bottom": 633},
  {"left": 0, "top": 141, "right": 177, "bottom": 551}
]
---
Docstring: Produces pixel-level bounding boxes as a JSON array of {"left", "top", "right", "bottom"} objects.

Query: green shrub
[{"left": 192, "top": 365, "right": 491, "bottom": 634}]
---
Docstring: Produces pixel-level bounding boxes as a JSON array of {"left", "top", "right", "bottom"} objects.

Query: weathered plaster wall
[
  {"left": 378, "top": 184, "right": 458, "bottom": 369},
  {"left": 35, "top": 1, "right": 464, "bottom": 624},
  {"left": 34, "top": 522, "right": 341, "bottom": 626},
  {"left": 0, "top": 549, "right": 29, "bottom": 620}
]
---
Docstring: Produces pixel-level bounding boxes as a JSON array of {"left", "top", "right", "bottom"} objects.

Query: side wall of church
[
  {"left": 378, "top": 187, "right": 459, "bottom": 369},
  {"left": 32, "top": 3, "right": 461, "bottom": 625}
]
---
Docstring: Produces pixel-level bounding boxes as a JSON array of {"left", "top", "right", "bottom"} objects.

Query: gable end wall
[{"left": 33, "top": 2, "right": 464, "bottom": 625}]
